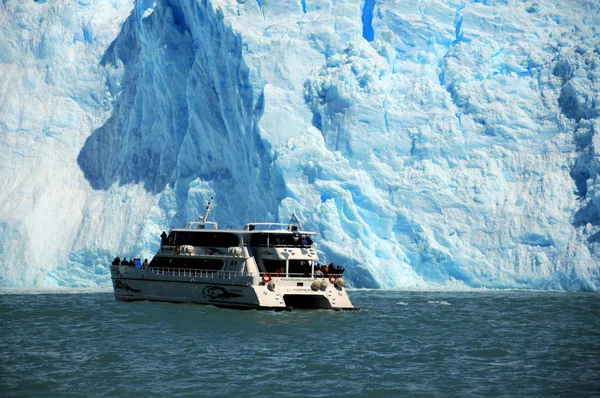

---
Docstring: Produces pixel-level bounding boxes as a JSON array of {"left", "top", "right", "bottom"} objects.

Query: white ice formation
[{"left": 0, "top": 0, "right": 599, "bottom": 290}]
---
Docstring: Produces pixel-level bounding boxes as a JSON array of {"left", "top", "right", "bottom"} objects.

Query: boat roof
[
  {"left": 170, "top": 228, "right": 316, "bottom": 235},
  {"left": 171, "top": 223, "right": 316, "bottom": 235}
]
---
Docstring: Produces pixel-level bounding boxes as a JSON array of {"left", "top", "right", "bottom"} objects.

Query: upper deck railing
[
  {"left": 244, "top": 222, "right": 316, "bottom": 234},
  {"left": 150, "top": 268, "right": 256, "bottom": 279},
  {"left": 146, "top": 267, "right": 342, "bottom": 280},
  {"left": 255, "top": 243, "right": 312, "bottom": 249}
]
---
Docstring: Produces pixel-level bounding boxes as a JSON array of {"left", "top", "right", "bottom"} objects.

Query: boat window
[
  {"left": 260, "top": 260, "right": 311, "bottom": 276},
  {"left": 150, "top": 257, "right": 224, "bottom": 270},
  {"left": 251, "top": 233, "right": 309, "bottom": 247},
  {"left": 262, "top": 260, "right": 286, "bottom": 273},
  {"left": 288, "top": 260, "right": 311, "bottom": 276},
  {"left": 166, "top": 232, "right": 176, "bottom": 245},
  {"left": 174, "top": 232, "right": 239, "bottom": 247}
]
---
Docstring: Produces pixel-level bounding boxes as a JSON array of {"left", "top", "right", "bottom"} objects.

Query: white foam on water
[{"left": 427, "top": 300, "right": 452, "bottom": 306}]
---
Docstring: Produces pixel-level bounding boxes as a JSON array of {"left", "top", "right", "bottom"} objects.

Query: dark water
[{"left": 1, "top": 290, "right": 599, "bottom": 397}]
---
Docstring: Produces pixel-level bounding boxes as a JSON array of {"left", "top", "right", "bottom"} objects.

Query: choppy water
[{"left": 1, "top": 290, "right": 599, "bottom": 397}]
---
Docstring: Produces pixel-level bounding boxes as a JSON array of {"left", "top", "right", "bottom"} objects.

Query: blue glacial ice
[{"left": 0, "top": 0, "right": 599, "bottom": 290}]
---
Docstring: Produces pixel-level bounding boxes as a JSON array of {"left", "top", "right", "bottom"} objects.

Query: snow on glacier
[{"left": 0, "top": 0, "right": 599, "bottom": 290}]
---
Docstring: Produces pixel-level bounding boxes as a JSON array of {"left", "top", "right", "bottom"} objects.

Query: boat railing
[
  {"left": 150, "top": 268, "right": 257, "bottom": 279},
  {"left": 260, "top": 272, "right": 343, "bottom": 278},
  {"left": 255, "top": 243, "right": 312, "bottom": 249},
  {"left": 147, "top": 268, "right": 343, "bottom": 280}
]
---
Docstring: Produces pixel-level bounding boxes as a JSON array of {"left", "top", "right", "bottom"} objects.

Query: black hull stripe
[
  {"left": 114, "top": 296, "right": 359, "bottom": 311},
  {"left": 112, "top": 277, "right": 248, "bottom": 287},
  {"left": 115, "top": 297, "right": 291, "bottom": 311}
]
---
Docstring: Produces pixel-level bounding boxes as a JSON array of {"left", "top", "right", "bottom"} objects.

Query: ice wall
[
  {"left": 0, "top": 0, "right": 134, "bottom": 287},
  {"left": 1, "top": 0, "right": 599, "bottom": 290}
]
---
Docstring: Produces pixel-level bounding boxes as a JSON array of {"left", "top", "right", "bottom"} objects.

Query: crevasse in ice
[{"left": 0, "top": 0, "right": 599, "bottom": 290}]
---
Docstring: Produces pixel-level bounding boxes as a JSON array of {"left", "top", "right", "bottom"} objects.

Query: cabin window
[
  {"left": 251, "top": 233, "right": 305, "bottom": 247},
  {"left": 166, "top": 232, "right": 176, "bottom": 245},
  {"left": 173, "top": 232, "right": 239, "bottom": 247},
  {"left": 262, "top": 260, "right": 286, "bottom": 273},
  {"left": 259, "top": 260, "right": 311, "bottom": 276},
  {"left": 289, "top": 260, "right": 311, "bottom": 276},
  {"left": 150, "top": 257, "right": 223, "bottom": 270}
]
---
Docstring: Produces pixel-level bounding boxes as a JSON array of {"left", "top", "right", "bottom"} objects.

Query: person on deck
[
  {"left": 112, "top": 256, "right": 121, "bottom": 266},
  {"left": 315, "top": 266, "right": 324, "bottom": 277},
  {"left": 142, "top": 259, "right": 149, "bottom": 269},
  {"left": 121, "top": 257, "right": 128, "bottom": 266}
]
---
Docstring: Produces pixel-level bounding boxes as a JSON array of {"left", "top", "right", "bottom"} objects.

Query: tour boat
[{"left": 110, "top": 199, "right": 356, "bottom": 310}]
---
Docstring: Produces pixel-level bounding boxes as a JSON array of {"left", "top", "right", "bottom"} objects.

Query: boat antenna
[
  {"left": 288, "top": 213, "right": 303, "bottom": 230},
  {"left": 199, "top": 197, "right": 214, "bottom": 223}
]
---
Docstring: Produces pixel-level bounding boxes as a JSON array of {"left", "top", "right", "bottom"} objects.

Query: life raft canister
[{"left": 262, "top": 272, "right": 272, "bottom": 283}]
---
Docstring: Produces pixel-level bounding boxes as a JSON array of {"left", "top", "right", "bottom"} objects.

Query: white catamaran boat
[{"left": 110, "top": 199, "right": 356, "bottom": 310}]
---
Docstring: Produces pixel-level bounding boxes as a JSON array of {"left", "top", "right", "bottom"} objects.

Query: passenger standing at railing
[
  {"left": 142, "top": 259, "right": 149, "bottom": 269},
  {"left": 112, "top": 256, "right": 121, "bottom": 266},
  {"left": 135, "top": 258, "right": 142, "bottom": 269},
  {"left": 121, "top": 257, "right": 128, "bottom": 266}
]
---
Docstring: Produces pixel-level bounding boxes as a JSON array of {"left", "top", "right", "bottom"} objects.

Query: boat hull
[{"left": 110, "top": 267, "right": 356, "bottom": 311}]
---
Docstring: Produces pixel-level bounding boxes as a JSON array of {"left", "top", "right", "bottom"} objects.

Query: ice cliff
[{"left": 1, "top": 0, "right": 599, "bottom": 290}]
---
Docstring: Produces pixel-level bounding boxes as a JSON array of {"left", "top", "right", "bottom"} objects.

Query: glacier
[{"left": 0, "top": 0, "right": 599, "bottom": 290}]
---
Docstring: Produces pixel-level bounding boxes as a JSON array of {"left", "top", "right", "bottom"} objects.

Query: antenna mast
[{"left": 200, "top": 197, "right": 214, "bottom": 223}]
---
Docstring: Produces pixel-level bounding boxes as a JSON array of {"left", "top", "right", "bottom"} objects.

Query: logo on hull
[
  {"left": 202, "top": 286, "right": 244, "bottom": 300},
  {"left": 114, "top": 280, "right": 141, "bottom": 292}
]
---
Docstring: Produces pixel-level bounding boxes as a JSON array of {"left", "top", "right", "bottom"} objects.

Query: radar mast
[{"left": 199, "top": 197, "right": 214, "bottom": 223}]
